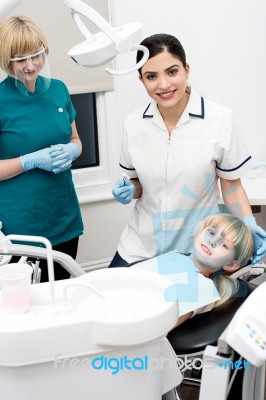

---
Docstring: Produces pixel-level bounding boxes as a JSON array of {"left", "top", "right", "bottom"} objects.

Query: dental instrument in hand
[
  {"left": 112, "top": 175, "right": 135, "bottom": 204},
  {"left": 122, "top": 173, "right": 131, "bottom": 186}
]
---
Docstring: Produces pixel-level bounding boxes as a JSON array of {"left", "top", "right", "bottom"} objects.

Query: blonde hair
[
  {"left": 0, "top": 16, "right": 49, "bottom": 76},
  {"left": 196, "top": 213, "right": 254, "bottom": 308}
]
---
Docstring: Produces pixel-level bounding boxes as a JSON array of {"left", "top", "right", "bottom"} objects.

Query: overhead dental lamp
[{"left": 0, "top": 0, "right": 149, "bottom": 75}]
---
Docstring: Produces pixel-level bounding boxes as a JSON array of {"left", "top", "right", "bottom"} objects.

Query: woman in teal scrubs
[{"left": 0, "top": 16, "right": 84, "bottom": 281}]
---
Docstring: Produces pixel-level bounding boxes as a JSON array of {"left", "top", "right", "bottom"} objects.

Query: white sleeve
[
  {"left": 119, "top": 117, "right": 138, "bottom": 179},
  {"left": 215, "top": 110, "right": 252, "bottom": 180}
]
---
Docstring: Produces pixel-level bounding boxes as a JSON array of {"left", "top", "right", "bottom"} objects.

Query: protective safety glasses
[{"left": 10, "top": 47, "right": 46, "bottom": 65}]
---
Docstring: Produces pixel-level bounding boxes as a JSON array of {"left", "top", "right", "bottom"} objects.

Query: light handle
[{"left": 105, "top": 44, "right": 149, "bottom": 75}]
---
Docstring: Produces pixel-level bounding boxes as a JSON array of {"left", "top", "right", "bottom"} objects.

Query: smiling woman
[
  {"left": 109, "top": 33, "right": 263, "bottom": 269},
  {"left": 139, "top": 52, "right": 190, "bottom": 134}
]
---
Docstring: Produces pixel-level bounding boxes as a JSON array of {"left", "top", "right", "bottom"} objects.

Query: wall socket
[{"left": 251, "top": 205, "right": 261, "bottom": 213}]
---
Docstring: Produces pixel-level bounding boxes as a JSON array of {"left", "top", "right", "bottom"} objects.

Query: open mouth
[
  {"left": 157, "top": 90, "right": 176, "bottom": 99},
  {"left": 201, "top": 244, "right": 211, "bottom": 255}
]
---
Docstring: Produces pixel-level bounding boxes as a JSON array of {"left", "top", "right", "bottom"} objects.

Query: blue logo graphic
[
  {"left": 218, "top": 359, "right": 250, "bottom": 370},
  {"left": 54, "top": 354, "right": 149, "bottom": 375},
  {"left": 92, "top": 355, "right": 148, "bottom": 375}
]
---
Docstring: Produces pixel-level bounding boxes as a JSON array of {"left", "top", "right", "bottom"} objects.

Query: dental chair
[
  {"left": 129, "top": 255, "right": 266, "bottom": 400},
  {"left": 167, "top": 283, "right": 251, "bottom": 398},
  {"left": 166, "top": 270, "right": 265, "bottom": 400}
]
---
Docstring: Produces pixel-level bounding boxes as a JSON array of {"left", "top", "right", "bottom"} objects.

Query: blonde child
[{"left": 175, "top": 213, "right": 254, "bottom": 326}]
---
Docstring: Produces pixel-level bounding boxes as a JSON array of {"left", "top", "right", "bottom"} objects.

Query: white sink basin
[
  {"left": 74, "top": 267, "right": 179, "bottom": 346},
  {"left": 0, "top": 267, "right": 178, "bottom": 366}
]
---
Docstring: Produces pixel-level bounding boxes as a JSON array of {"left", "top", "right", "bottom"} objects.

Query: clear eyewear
[{"left": 10, "top": 47, "right": 45, "bottom": 65}]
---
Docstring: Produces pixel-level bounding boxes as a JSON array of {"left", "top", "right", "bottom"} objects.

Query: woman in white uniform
[{"left": 110, "top": 33, "right": 266, "bottom": 267}]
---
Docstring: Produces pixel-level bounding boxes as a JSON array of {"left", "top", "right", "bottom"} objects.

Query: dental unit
[
  {"left": 0, "top": 1, "right": 265, "bottom": 399},
  {"left": 0, "top": 233, "right": 181, "bottom": 399}
]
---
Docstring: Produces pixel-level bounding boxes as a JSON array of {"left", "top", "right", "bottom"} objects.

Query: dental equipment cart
[{"left": 0, "top": 235, "right": 182, "bottom": 400}]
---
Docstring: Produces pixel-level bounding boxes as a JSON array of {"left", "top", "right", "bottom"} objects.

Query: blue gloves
[
  {"left": 242, "top": 215, "right": 266, "bottom": 264},
  {"left": 50, "top": 143, "right": 79, "bottom": 162},
  {"left": 20, "top": 143, "right": 80, "bottom": 174},
  {"left": 112, "top": 178, "right": 135, "bottom": 204},
  {"left": 49, "top": 143, "right": 80, "bottom": 174},
  {"left": 20, "top": 145, "right": 68, "bottom": 172}
]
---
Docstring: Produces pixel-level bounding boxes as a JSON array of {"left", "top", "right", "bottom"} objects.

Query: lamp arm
[
  {"left": 0, "top": 0, "right": 129, "bottom": 52},
  {"left": 62, "top": 0, "right": 149, "bottom": 74},
  {"left": 62, "top": 0, "right": 131, "bottom": 53},
  {"left": 72, "top": 11, "right": 94, "bottom": 41},
  {"left": 0, "top": 0, "right": 149, "bottom": 75}
]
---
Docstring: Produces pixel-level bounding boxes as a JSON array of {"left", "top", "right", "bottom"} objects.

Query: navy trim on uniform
[
  {"left": 143, "top": 103, "right": 153, "bottom": 118},
  {"left": 216, "top": 156, "right": 252, "bottom": 172},
  {"left": 189, "top": 97, "right": 205, "bottom": 119},
  {"left": 143, "top": 96, "right": 205, "bottom": 119},
  {"left": 119, "top": 162, "right": 136, "bottom": 171}
]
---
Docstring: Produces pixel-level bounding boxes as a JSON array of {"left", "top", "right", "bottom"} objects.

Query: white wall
[
  {"left": 111, "top": 0, "right": 266, "bottom": 159},
  {"left": 76, "top": 0, "right": 266, "bottom": 268}
]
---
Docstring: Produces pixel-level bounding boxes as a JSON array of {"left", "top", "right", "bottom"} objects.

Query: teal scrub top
[{"left": 0, "top": 76, "right": 83, "bottom": 245}]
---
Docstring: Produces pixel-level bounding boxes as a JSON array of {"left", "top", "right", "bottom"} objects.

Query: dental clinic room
[{"left": 0, "top": 0, "right": 266, "bottom": 399}]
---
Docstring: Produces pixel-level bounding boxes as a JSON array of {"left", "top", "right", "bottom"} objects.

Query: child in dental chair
[
  {"left": 175, "top": 213, "right": 254, "bottom": 326},
  {"left": 133, "top": 213, "right": 254, "bottom": 327}
]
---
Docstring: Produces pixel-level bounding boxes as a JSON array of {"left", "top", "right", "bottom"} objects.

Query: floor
[{"left": 177, "top": 385, "right": 198, "bottom": 400}]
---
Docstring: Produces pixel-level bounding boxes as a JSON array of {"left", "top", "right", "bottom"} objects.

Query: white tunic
[{"left": 118, "top": 87, "right": 252, "bottom": 263}]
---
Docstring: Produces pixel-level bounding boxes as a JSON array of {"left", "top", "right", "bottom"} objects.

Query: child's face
[{"left": 194, "top": 225, "right": 236, "bottom": 272}]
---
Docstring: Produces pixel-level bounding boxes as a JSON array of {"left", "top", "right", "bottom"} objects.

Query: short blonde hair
[{"left": 0, "top": 16, "right": 49, "bottom": 75}]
